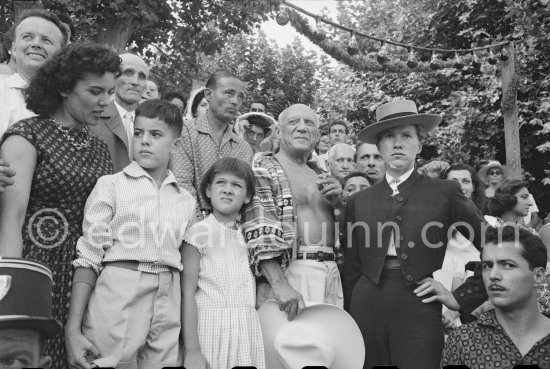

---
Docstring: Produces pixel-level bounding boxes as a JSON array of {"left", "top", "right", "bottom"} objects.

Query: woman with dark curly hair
[
  {"left": 441, "top": 163, "right": 488, "bottom": 213},
  {"left": 0, "top": 43, "right": 119, "bottom": 369},
  {"left": 487, "top": 179, "right": 534, "bottom": 226}
]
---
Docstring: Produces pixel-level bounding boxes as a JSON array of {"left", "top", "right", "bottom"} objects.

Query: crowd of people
[{"left": 0, "top": 8, "right": 549, "bottom": 369}]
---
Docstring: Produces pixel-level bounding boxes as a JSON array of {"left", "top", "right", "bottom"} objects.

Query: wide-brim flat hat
[
  {"left": 358, "top": 100, "right": 442, "bottom": 144},
  {"left": 258, "top": 301, "right": 365, "bottom": 369},
  {"left": 238, "top": 112, "right": 277, "bottom": 137},
  {"left": 478, "top": 160, "right": 510, "bottom": 183},
  {"left": 0, "top": 258, "right": 61, "bottom": 338}
]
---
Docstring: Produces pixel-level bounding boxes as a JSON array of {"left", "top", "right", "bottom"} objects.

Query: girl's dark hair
[
  {"left": 441, "top": 163, "right": 485, "bottom": 208},
  {"left": 200, "top": 158, "right": 255, "bottom": 212},
  {"left": 164, "top": 91, "right": 186, "bottom": 106},
  {"left": 488, "top": 179, "right": 529, "bottom": 217},
  {"left": 135, "top": 99, "right": 183, "bottom": 137},
  {"left": 343, "top": 171, "right": 373, "bottom": 187},
  {"left": 191, "top": 89, "right": 206, "bottom": 118},
  {"left": 25, "top": 43, "right": 121, "bottom": 116}
]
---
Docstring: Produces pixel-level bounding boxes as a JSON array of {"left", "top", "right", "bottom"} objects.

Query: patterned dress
[
  {"left": 184, "top": 214, "right": 265, "bottom": 369},
  {"left": 2, "top": 117, "right": 113, "bottom": 369}
]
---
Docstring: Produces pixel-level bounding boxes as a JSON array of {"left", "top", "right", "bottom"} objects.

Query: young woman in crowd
[
  {"left": 443, "top": 163, "right": 488, "bottom": 212},
  {"left": 185, "top": 87, "right": 209, "bottom": 120},
  {"left": 486, "top": 179, "right": 534, "bottom": 228},
  {"left": 182, "top": 157, "right": 265, "bottom": 369},
  {"left": 441, "top": 163, "right": 487, "bottom": 265},
  {"left": 438, "top": 163, "right": 487, "bottom": 328},
  {"left": 0, "top": 43, "right": 119, "bottom": 368}
]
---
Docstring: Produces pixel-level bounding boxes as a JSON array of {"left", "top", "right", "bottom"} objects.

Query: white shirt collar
[
  {"left": 5, "top": 73, "right": 28, "bottom": 89},
  {"left": 386, "top": 167, "right": 415, "bottom": 185},
  {"left": 123, "top": 161, "right": 179, "bottom": 188},
  {"left": 114, "top": 101, "right": 134, "bottom": 120}
]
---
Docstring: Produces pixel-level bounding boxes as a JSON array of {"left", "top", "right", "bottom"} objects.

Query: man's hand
[
  {"left": 442, "top": 310, "right": 460, "bottom": 332},
  {"left": 65, "top": 330, "right": 99, "bottom": 369},
  {"left": 317, "top": 174, "right": 343, "bottom": 209},
  {"left": 0, "top": 159, "right": 15, "bottom": 194},
  {"left": 414, "top": 277, "right": 460, "bottom": 311},
  {"left": 271, "top": 279, "right": 306, "bottom": 320}
]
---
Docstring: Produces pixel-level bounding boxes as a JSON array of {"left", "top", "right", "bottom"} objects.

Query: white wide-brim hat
[
  {"left": 478, "top": 160, "right": 510, "bottom": 183},
  {"left": 258, "top": 301, "right": 365, "bottom": 369},
  {"left": 238, "top": 112, "right": 277, "bottom": 137},
  {"left": 358, "top": 100, "right": 442, "bottom": 144}
]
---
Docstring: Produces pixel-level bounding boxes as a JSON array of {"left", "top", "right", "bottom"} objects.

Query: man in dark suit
[
  {"left": 343, "top": 100, "right": 486, "bottom": 369},
  {"left": 90, "top": 52, "right": 148, "bottom": 172}
]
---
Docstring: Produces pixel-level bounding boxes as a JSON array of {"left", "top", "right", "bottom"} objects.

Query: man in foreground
[
  {"left": 0, "top": 258, "right": 61, "bottom": 369},
  {"left": 243, "top": 104, "right": 344, "bottom": 319},
  {"left": 343, "top": 100, "right": 486, "bottom": 369},
  {"left": 441, "top": 226, "right": 550, "bottom": 368}
]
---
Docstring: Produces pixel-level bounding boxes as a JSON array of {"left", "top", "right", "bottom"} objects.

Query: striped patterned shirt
[
  {"left": 74, "top": 162, "right": 196, "bottom": 274},
  {"left": 242, "top": 153, "right": 327, "bottom": 276}
]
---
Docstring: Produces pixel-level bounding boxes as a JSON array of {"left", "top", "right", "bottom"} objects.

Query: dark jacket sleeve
[
  {"left": 449, "top": 181, "right": 487, "bottom": 251},
  {"left": 453, "top": 262, "right": 487, "bottom": 321},
  {"left": 342, "top": 192, "right": 362, "bottom": 312}
]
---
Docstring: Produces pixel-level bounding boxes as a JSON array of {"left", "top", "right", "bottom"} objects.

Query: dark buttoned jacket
[
  {"left": 89, "top": 101, "right": 130, "bottom": 173},
  {"left": 343, "top": 170, "right": 486, "bottom": 308}
]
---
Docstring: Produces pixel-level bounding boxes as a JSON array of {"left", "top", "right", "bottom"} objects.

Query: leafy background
[{"left": 1, "top": 0, "right": 548, "bottom": 215}]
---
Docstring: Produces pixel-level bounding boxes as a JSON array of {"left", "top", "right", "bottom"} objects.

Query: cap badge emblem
[{"left": 0, "top": 276, "right": 12, "bottom": 301}]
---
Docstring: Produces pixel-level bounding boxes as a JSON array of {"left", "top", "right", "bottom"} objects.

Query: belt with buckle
[{"left": 296, "top": 251, "right": 335, "bottom": 262}]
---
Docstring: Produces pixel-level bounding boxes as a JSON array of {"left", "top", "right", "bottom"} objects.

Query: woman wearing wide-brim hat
[
  {"left": 478, "top": 160, "right": 510, "bottom": 198},
  {"left": 236, "top": 112, "right": 276, "bottom": 154}
]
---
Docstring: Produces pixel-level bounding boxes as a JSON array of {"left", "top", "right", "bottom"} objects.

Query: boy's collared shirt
[{"left": 74, "top": 161, "right": 196, "bottom": 274}]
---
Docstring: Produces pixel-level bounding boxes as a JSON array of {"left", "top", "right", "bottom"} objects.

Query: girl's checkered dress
[{"left": 184, "top": 214, "right": 265, "bottom": 369}]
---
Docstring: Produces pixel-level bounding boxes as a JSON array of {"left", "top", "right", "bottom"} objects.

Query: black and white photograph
[{"left": 0, "top": 0, "right": 549, "bottom": 368}]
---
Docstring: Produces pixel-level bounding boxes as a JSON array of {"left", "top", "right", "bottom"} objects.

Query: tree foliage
[
  {"left": 193, "top": 31, "right": 320, "bottom": 117},
  {"left": 293, "top": 0, "right": 550, "bottom": 214},
  {"left": 1, "top": 0, "right": 281, "bottom": 79}
]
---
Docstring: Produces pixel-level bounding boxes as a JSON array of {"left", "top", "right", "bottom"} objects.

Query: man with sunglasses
[{"left": 478, "top": 161, "right": 509, "bottom": 198}]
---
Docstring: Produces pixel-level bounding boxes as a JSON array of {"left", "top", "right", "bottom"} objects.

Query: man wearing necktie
[
  {"left": 342, "top": 100, "right": 486, "bottom": 369},
  {"left": 90, "top": 52, "right": 148, "bottom": 172}
]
